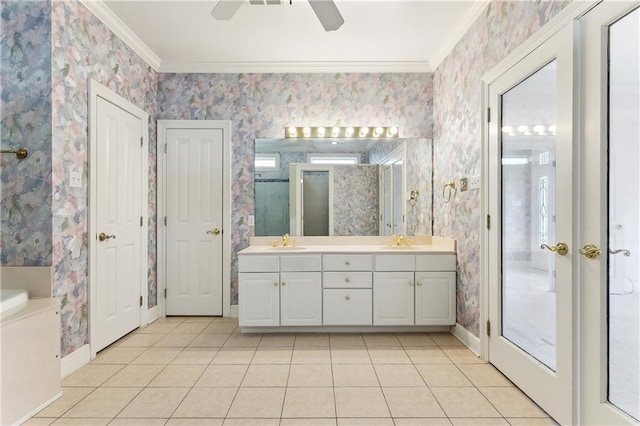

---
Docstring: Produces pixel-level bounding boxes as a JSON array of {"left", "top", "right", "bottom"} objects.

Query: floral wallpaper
[
  {"left": 1, "top": 0, "right": 52, "bottom": 266},
  {"left": 406, "top": 138, "right": 433, "bottom": 236},
  {"left": 51, "top": 0, "right": 157, "bottom": 356},
  {"left": 157, "top": 73, "right": 434, "bottom": 304},
  {"left": 433, "top": 0, "right": 570, "bottom": 336},
  {"left": 333, "top": 164, "right": 379, "bottom": 236}
]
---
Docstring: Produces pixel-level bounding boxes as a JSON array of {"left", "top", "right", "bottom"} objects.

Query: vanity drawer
[
  {"left": 323, "top": 272, "right": 372, "bottom": 289},
  {"left": 375, "top": 255, "right": 415, "bottom": 271},
  {"left": 281, "top": 255, "right": 322, "bottom": 272},
  {"left": 323, "top": 289, "right": 372, "bottom": 325},
  {"left": 323, "top": 255, "right": 373, "bottom": 271},
  {"left": 415, "top": 254, "right": 456, "bottom": 271},
  {"left": 238, "top": 255, "right": 279, "bottom": 273}
]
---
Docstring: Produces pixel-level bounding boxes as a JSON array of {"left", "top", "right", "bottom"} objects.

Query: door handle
[
  {"left": 609, "top": 248, "right": 630, "bottom": 257},
  {"left": 579, "top": 244, "right": 601, "bottom": 259},
  {"left": 540, "top": 242, "right": 568, "bottom": 256},
  {"left": 207, "top": 228, "right": 221, "bottom": 235},
  {"left": 98, "top": 232, "right": 116, "bottom": 242}
]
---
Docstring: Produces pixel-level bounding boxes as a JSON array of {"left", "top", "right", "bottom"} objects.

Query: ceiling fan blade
[
  {"left": 211, "top": 0, "right": 244, "bottom": 20},
  {"left": 308, "top": 0, "right": 344, "bottom": 32}
]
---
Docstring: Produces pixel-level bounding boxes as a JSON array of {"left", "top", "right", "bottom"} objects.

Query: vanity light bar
[{"left": 285, "top": 126, "right": 399, "bottom": 139}]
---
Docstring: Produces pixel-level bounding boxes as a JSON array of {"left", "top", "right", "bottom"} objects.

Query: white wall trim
[
  {"left": 89, "top": 80, "right": 150, "bottom": 359},
  {"left": 61, "top": 344, "right": 91, "bottom": 378},
  {"left": 230, "top": 304, "right": 239, "bottom": 319},
  {"left": 145, "top": 305, "right": 159, "bottom": 325},
  {"left": 451, "top": 323, "right": 481, "bottom": 356},
  {"left": 157, "top": 120, "right": 233, "bottom": 318},
  {"left": 429, "top": 1, "right": 490, "bottom": 71},
  {"left": 79, "top": 0, "right": 161, "bottom": 71}
]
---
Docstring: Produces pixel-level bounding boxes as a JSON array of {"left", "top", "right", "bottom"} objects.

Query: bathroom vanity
[{"left": 238, "top": 236, "right": 455, "bottom": 332}]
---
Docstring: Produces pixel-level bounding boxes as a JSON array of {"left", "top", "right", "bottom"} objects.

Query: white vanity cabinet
[
  {"left": 239, "top": 255, "right": 280, "bottom": 326},
  {"left": 373, "top": 255, "right": 415, "bottom": 325},
  {"left": 415, "top": 255, "right": 456, "bottom": 325},
  {"left": 323, "top": 255, "right": 373, "bottom": 325}
]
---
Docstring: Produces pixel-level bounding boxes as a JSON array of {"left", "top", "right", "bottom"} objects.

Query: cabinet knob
[
  {"left": 345, "top": 261, "right": 350, "bottom": 266},
  {"left": 417, "top": 281, "right": 422, "bottom": 286},
  {"left": 281, "top": 282, "right": 286, "bottom": 286},
  {"left": 273, "top": 282, "right": 278, "bottom": 287},
  {"left": 345, "top": 278, "right": 350, "bottom": 283},
  {"left": 345, "top": 295, "right": 351, "bottom": 301},
  {"left": 409, "top": 281, "right": 414, "bottom": 286}
]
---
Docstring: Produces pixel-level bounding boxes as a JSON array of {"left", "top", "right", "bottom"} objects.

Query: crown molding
[
  {"left": 158, "top": 61, "right": 432, "bottom": 74},
  {"left": 428, "top": 0, "right": 489, "bottom": 71},
  {"left": 79, "top": 0, "right": 161, "bottom": 71}
]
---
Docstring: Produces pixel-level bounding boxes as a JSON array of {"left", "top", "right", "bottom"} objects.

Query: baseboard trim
[
  {"left": 146, "top": 305, "right": 158, "bottom": 325},
  {"left": 230, "top": 304, "right": 239, "bottom": 318},
  {"left": 61, "top": 344, "right": 91, "bottom": 378},
  {"left": 14, "top": 391, "right": 63, "bottom": 426},
  {"left": 451, "top": 323, "right": 481, "bottom": 356}
]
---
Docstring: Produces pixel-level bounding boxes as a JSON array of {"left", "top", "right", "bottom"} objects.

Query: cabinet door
[
  {"left": 280, "top": 272, "right": 322, "bottom": 326},
  {"left": 415, "top": 271, "right": 456, "bottom": 325},
  {"left": 373, "top": 271, "right": 415, "bottom": 325},
  {"left": 239, "top": 272, "right": 280, "bottom": 327}
]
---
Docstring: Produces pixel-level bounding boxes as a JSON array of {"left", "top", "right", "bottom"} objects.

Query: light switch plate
[
  {"left": 469, "top": 175, "right": 481, "bottom": 190},
  {"left": 248, "top": 215, "right": 255, "bottom": 227},
  {"left": 69, "top": 170, "right": 82, "bottom": 188},
  {"left": 460, "top": 177, "right": 468, "bottom": 192}
]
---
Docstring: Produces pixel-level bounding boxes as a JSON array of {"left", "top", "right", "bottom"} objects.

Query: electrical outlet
[
  {"left": 248, "top": 215, "right": 255, "bottom": 227},
  {"left": 460, "top": 177, "right": 468, "bottom": 192},
  {"left": 69, "top": 170, "right": 82, "bottom": 188},
  {"left": 469, "top": 175, "right": 481, "bottom": 190}
]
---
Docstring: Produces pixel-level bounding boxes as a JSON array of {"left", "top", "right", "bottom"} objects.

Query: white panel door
[
  {"left": 280, "top": 272, "right": 322, "bottom": 325},
  {"left": 95, "top": 97, "right": 143, "bottom": 352},
  {"left": 166, "top": 128, "right": 223, "bottom": 315},
  {"left": 373, "top": 271, "right": 414, "bottom": 325}
]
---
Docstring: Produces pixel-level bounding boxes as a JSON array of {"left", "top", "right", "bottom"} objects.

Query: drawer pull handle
[
  {"left": 417, "top": 281, "right": 422, "bottom": 286},
  {"left": 345, "top": 295, "right": 351, "bottom": 301},
  {"left": 273, "top": 282, "right": 278, "bottom": 287},
  {"left": 345, "top": 278, "right": 350, "bottom": 283},
  {"left": 345, "top": 261, "right": 351, "bottom": 266},
  {"left": 281, "top": 282, "right": 286, "bottom": 286}
]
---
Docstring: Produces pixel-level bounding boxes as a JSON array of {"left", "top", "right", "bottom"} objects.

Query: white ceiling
[{"left": 86, "top": 0, "right": 488, "bottom": 73}]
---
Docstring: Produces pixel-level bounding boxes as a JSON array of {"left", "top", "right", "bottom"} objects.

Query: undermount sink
[{"left": 382, "top": 245, "right": 416, "bottom": 250}]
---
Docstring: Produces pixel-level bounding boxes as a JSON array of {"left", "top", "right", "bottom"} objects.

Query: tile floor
[{"left": 26, "top": 316, "right": 556, "bottom": 426}]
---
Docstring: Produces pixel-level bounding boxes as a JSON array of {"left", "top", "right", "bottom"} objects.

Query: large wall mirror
[{"left": 254, "top": 137, "right": 433, "bottom": 237}]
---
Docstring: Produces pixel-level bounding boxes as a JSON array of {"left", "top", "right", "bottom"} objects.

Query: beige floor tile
[
  {"left": 189, "top": 333, "right": 230, "bottom": 348},
  {"left": 224, "top": 334, "right": 263, "bottom": 347},
  {"left": 292, "top": 347, "right": 331, "bottom": 364},
  {"left": 330, "top": 348, "right": 371, "bottom": 364},
  {"left": 118, "top": 387, "right": 190, "bottom": 418},
  {"left": 288, "top": 364, "right": 333, "bottom": 387},
  {"left": 374, "top": 364, "right": 425, "bottom": 387},
  {"left": 21, "top": 418, "right": 56, "bottom": 425},
  {"left": 281, "top": 419, "right": 336, "bottom": 425},
  {"left": 363, "top": 334, "right": 401, "bottom": 347},
  {"left": 394, "top": 419, "right": 453, "bottom": 425},
  {"left": 181, "top": 316, "right": 214, "bottom": 323},
  {"left": 479, "top": 387, "right": 548, "bottom": 418},
  {"left": 148, "top": 364, "right": 206, "bottom": 387},
  {"left": 368, "top": 348, "right": 411, "bottom": 364},
  {"left": 51, "top": 419, "right": 110, "bottom": 425},
  {"left": 196, "top": 364, "right": 248, "bottom": 387},
  {"left": 137, "top": 322, "right": 179, "bottom": 334},
  {"left": 416, "top": 364, "right": 472, "bottom": 387},
  {"left": 450, "top": 419, "right": 509, "bottom": 426},
  {"left": 442, "top": 347, "right": 485, "bottom": 364},
  {"left": 506, "top": 418, "right": 558, "bottom": 425},
  {"left": 34, "top": 387, "right": 95, "bottom": 417},
  {"left": 173, "top": 387, "right": 237, "bottom": 417},
  {"left": 226, "top": 387, "right": 286, "bottom": 418},
  {"left": 171, "top": 347, "right": 219, "bottom": 364},
  {"left": 93, "top": 347, "right": 146, "bottom": 364},
  {"left": 103, "top": 364, "right": 164, "bottom": 387},
  {"left": 211, "top": 348, "right": 256, "bottom": 364},
  {"left": 203, "top": 322, "right": 238, "bottom": 334},
  {"left": 259, "top": 333, "right": 296, "bottom": 347},
  {"left": 131, "top": 348, "right": 182, "bottom": 365},
  {"left": 458, "top": 364, "right": 513, "bottom": 387},
  {"left": 332, "top": 364, "right": 379, "bottom": 387},
  {"left": 166, "top": 419, "right": 224, "bottom": 426},
  {"left": 63, "top": 387, "right": 141, "bottom": 418},
  {"left": 153, "top": 317, "right": 185, "bottom": 323},
  {"left": 430, "top": 333, "right": 464, "bottom": 347},
  {"left": 62, "top": 364, "right": 124, "bottom": 387},
  {"left": 153, "top": 333, "right": 198, "bottom": 347},
  {"left": 251, "top": 347, "right": 293, "bottom": 364},
  {"left": 396, "top": 333, "right": 437, "bottom": 347},
  {"left": 382, "top": 387, "right": 446, "bottom": 417},
  {"left": 431, "top": 387, "right": 501, "bottom": 418},
  {"left": 405, "top": 347, "right": 452, "bottom": 364},
  {"left": 334, "top": 387, "right": 390, "bottom": 418},
  {"left": 330, "top": 334, "right": 366, "bottom": 348},
  {"left": 109, "top": 419, "right": 168, "bottom": 425},
  {"left": 118, "top": 333, "right": 165, "bottom": 348},
  {"left": 241, "top": 364, "right": 290, "bottom": 387},
  {"left": 295, "top": 333, "right": 330, "bottom": 347},
  {"left": 171, "top": 322, "right": 209, "bottom": 334},
  {"left": 223, "top": 419, "right": 280, "bottom": 425},
  {"left": 337, "top": 419, "right": 394, "bottom": 426},
  {"left": 282, "top": 387, "right": 335, "bottom": 418}
]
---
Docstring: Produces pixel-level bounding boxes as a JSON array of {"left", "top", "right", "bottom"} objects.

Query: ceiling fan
[{"left": 211, "top": 0, "right": 345, "bottom": 32}]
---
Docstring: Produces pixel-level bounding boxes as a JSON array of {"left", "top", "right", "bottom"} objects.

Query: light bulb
[
  {"left": 517, "top": 125, "right": 531, "bottom": 135},
  {"left": 387, "top": 127, "right": 398, "bottom": 137},
  {"left": 373, "top": 127, "right": 383, "bottom": 137},
  {"left": 533, "top": 125, "right": 546, "bottom": 135},
  {"left": 331, "top": 127, "right": 340, "bottom": 137},
  {"left": 359, "top": 127, "right": 369, "bottom": 137},
  {"left": 303, "top": 127, "right": 311, "bottom": 137},
  {"left": 345, "top": 127, "right": 354, "bottom": 137},
  {"left": 317, "top": 127, "right": 326, "bottom": 137},
  {"left": 288, "top": 126, "right": 297, "bottom": 137},
  {"left": 548, "top": 125, "right": 557, "bottom": 135}
]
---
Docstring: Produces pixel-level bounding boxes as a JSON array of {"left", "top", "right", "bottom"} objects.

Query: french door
[
  {"left": 487, "top": 24, "right": 576, "bottom": 425},
  {"left": 580, "top": 2, "right": 639, "bottom": 424}
]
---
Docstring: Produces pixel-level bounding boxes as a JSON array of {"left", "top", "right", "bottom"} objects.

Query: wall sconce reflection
[{"left": 409, "top": 189, "right": 420, "bottom": 206}]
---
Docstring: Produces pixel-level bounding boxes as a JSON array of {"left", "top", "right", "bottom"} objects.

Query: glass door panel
[
  {"left": 608, "top": 7, "right": 640, "bottom": 421},
  {"left": 501, "top": 60, "right": 558, "bottom": 371}
]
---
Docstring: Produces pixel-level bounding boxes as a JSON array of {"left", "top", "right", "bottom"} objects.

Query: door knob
[
  {"left": 579, "top": 244, "right": 601, "bottom": 259},
  {"left": 540, "top": 242, "right": 568, "bottom": 256},
  {"left": 98, "top": 232, "right": 116, "bottom": 242},
  {"left": 207, "top": 228, "right": 221, "bottom": 235},
  {"left": 610, "top": 248, "right": 631, "bottom": 257}
]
